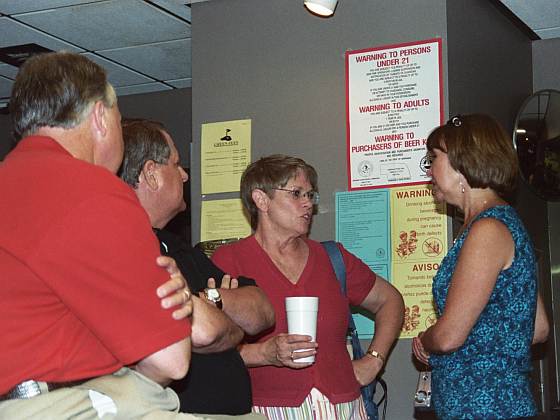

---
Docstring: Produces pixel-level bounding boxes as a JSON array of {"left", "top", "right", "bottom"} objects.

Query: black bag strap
[{"left": 321, "top": 240, "right": 387, "bottom": 420}]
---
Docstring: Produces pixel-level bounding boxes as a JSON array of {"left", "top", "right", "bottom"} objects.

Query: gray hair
[
  {"left": 241, "top": 154, "right": 318, "bottom": 230},
  {"left": 10, "top": 51, "right": 115, "bottom": 141}
]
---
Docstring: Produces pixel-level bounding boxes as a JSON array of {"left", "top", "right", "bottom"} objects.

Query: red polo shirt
[{"left": 0, "top": 136, "right": 190, "bottom": 393}]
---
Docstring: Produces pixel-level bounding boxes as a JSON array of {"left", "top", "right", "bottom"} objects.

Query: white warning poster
[{"left": 346, "top": 38, "right": 443, "bottom": 190}]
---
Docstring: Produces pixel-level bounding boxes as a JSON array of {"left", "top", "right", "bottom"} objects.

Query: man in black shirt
[{"left": 119, "top": 119, "right": 274, "bottom": 415}]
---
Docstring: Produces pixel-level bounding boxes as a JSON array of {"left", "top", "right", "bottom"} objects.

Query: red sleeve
[
  {"left": 338, "top": 243, "right": 376, "bottom": 306},
  {"left": 212, "top": 243, "right": 242, "bottom": 278},
  {"left": 30, "top": 192, "right": 190, "bottom": 364}
]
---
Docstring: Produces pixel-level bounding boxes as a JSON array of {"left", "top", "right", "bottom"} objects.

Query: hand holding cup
[{"left": 285, "top": 296, "right": 319, "bottom": 363}]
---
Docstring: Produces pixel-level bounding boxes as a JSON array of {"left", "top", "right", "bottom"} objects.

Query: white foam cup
[{"left": 285, "top": 296, "right": 319, "bottom": 363}]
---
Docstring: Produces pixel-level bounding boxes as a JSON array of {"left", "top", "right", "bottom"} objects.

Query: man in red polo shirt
[{"left": 0, "top": 52, "right": 194, "bottom": 418}]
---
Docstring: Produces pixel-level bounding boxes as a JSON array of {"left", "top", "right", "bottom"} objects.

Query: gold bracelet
[{"left": 366, "top": 349, "right": 385, "bottom": 363}]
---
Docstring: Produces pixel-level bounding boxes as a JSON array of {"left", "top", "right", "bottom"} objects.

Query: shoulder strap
[
  {"left": 322, "top": 240, "right": 347, "bottom": 294},
  {"left": 321, "top": 241, "right": 357, "bottom": 332},
  {"left": 322, "top": 241, "right": 387, "bottom": 419}
]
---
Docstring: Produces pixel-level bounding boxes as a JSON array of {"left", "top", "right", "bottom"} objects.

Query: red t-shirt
[
  {"left": 212, "top": 236, "right": 375, "bottom": 406},
  {"left": 0, "top": 136, "right": 190, "bottom": 393}
]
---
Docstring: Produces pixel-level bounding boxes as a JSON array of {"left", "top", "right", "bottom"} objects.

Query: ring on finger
[
  {"left": 183, "top": 288, "right": 191, "bottom": 303},
  {"left": 290, "top": 350, "right": 294, "bottom": 360}
]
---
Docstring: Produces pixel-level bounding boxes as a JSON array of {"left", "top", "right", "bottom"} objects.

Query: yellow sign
[
  {"left": 200, "top": 199, "right": 251, "bottom": 242},
  {"left": 201, "top": 119, "right": 251, "bottom": 194},
  {"left": 390, "top": 184, "right": 447, "bottom": 338}
]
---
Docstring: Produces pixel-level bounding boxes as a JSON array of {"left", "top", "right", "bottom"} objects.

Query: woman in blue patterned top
[{"left": 412, "top": 114, "right": 549, "bottom": 419}]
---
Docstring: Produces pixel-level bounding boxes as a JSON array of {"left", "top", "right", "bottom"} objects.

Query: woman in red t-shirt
[{"left": 212, "top": 154, "right": 404, "bottom": 419}]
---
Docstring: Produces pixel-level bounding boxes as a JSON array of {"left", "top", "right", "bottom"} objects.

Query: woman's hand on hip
[
  {"left": 264, "top": 333, "right": 318, "bottom": 369},
  {"left": 352, "top": 355, "right": 383, "bottom": 386}
]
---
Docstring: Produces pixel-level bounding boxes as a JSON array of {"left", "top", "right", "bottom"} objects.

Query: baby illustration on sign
[
  {"left": 402, "top": 304, "right": 422, "bottom": 333},
  {"left": 396, "top": 230, "right": 418, "bottom": 259}
]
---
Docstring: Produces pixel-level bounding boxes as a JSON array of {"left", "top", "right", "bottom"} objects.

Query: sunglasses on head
[{"left": 447, "top": 115, "right": 462, "bottom": 127}]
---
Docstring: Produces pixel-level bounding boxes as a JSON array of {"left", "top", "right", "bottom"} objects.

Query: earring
[{"left": 460, "top": 182, "right": 465, "bottom": 194}]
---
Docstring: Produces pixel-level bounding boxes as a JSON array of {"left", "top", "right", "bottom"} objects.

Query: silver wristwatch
[{"left": 203, "top": 287, "right": 223, "bottom": 310}]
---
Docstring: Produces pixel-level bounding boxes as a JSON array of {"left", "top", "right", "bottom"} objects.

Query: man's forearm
[
  {"left": 135, "top": 337, "right": 191, "bottom": 385},
  {"left": 190, "top": 296, "right": 244, "bottom": 353},
  {"left": 219, "top": 286, "right": 275, "bottom": 335}
]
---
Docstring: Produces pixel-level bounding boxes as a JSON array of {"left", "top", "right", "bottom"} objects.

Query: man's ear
[
  {"left": 252, "top": 189, "right": 270, "bottom": 212},
  {"left": 90, "top": 101, "right": 107, "bottom": 137},
  {"left": 140, "top": 160, "right": 158, "bottom": 190}
]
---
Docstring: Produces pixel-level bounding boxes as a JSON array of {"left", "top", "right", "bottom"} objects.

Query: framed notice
[{"left": 346, "top": 38, "right": 443, "bottom": 190}]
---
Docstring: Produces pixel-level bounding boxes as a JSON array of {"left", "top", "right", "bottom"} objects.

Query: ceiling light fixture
[{"left": 304, "top": 0, "right": 338, "bottom": 17}]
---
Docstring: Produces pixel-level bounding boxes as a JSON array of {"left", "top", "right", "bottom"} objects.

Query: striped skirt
[{"left": 252, "top": 387, "right": 367, "bottom": 420}]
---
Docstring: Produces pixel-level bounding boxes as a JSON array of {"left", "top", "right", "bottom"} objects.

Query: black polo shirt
[{"left": 155, "top": 229, "right": 254, "bottom": 415}]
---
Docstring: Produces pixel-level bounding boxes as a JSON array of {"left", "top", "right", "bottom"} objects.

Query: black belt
[{"left": 0, "top": 379, "right": 90, "bottom": 401}]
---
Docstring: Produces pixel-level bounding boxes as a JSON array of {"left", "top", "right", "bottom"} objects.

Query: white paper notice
[{"left": 346, "top": 38, "right": 443, "bottom": 190}]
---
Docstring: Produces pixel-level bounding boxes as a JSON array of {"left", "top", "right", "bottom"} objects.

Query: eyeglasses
[
  {"left": 447, "top": 115, "right": 462, "bottom": 127},
  {"left": 272, "top": 188, "right": 320, "bottom": 205}
]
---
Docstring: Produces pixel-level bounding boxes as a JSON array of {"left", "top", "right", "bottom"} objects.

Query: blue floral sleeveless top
[{"left": 429, "top": 205, "right": 538, "bottom": 419}]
